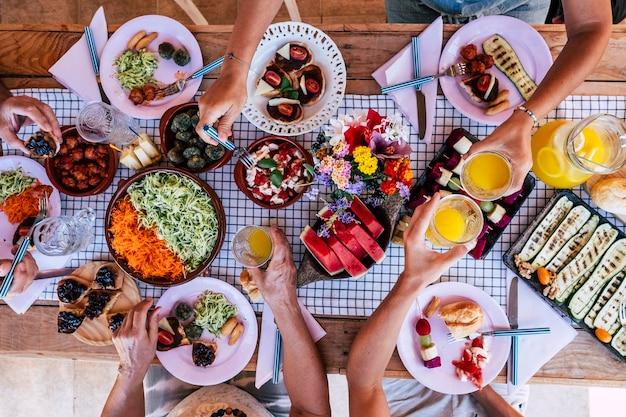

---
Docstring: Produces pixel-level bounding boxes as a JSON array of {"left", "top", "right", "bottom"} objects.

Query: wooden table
[{"left": 2, "top": 23, "right": 626, "bottom": 387}]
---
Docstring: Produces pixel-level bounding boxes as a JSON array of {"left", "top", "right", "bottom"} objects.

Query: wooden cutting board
[{"left": 58, "top": 261, "right": 141, "bottom": 346}]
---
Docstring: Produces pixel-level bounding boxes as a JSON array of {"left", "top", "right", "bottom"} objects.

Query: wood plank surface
[
  {"left": 1, "top": 24, "right": 626, "bottom": 94},
  {"left": 3, "top": 304, "right": 626, "bottom": 386}
]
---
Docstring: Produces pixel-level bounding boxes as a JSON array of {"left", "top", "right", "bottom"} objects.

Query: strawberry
[
  {"left": 415, "top": 318, "right": 431, "bottom": 336},
  {"left": 471, "top": 336, "right": 484, "bottom": 349}
]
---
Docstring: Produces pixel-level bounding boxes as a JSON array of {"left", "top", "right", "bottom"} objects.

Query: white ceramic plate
[
  {"left": 0, "top": 156, "right": 61, "bottom": 260},
  {"left": 100, "top": 15, "right": 203, "bottom": 120},
  {"left": 396, "top": 281, "right": 511, "bottom": 395},
  {"left": 243, "top": 22, "right": 347, "bottom": 136},
  {"left": 439, "top": 16, "right": 552, "bottom": 125},
  {"left": 156, "top": 277, "right": 258, "bottom": 386}
]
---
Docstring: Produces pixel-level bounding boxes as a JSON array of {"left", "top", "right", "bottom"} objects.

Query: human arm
[
  {"left": 346, "top": 193, "right": 470, "bottom": 416},
  {"left": 469, "top": 0, "right": 612, "bottom": 192},
  {"left": 247, "top": 226, "right": 331, "bottom": 417},
  {"left": 101, "top": 299, "right": 160, "bottom": 417},
  {"left": 196, "top": 0, "right": 284, "bottom": 143},
  {"left": 1, "top": 250, "right": 39, "bottom": 297},
  {"left": 0, "top": 81, "right": 62, "bottom": 153},
  {"left": 471, "top": 386, "right": 523, "bottom": 417}
]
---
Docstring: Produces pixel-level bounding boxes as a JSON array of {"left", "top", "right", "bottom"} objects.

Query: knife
[
  {"left": 411, "top": 37, "right": 427, "bottom": 140},
  {"left": 84, "top": 26, "right": 110, "bottom": 105},
  {"left": 508, "top": 275, "right": 519, "bottom": 385}
]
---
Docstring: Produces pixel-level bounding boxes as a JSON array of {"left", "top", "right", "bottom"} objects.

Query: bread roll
[
  {"left": 439, "top": 300, "right": 484, "bottom": 339},
  {"left": 589, "top": 177, "right": 626, "bottom": 215}
]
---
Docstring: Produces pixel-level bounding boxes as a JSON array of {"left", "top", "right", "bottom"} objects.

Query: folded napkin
[
  {"left": 4, "top": 253, "right": 73, "bottom": 314},
  {"left": 255, "top": 299, "right": 327, "bottom": 388},
  {"left": 371, "top": 17, "right": 443, "bottom": 143},
  {"left": 507, "top": 271, "right": 577, "bottom": 385},
  {"left": 49, "top": 6, "right": 108, "bottom": 102}
]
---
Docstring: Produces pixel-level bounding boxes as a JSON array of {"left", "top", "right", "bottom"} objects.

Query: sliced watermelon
[
  {"left": 345, "top": 222, "right": 385, "bottom": 263},
  {"left": 350, "top": 197, "right": 384, "bottom": 238},
  {"left": 300, "top": 226, "right": 344, "bottom": 275},
  {"left": 326, "top": 235, "right": 368, "bottom": 278},
  {"left": 334, "top": 222, "right": 368, "bottom": 260}
]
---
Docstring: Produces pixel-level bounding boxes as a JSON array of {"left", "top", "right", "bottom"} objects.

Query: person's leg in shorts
[{"left": 385, "top": 0, "right": 443, "bottom": 23}]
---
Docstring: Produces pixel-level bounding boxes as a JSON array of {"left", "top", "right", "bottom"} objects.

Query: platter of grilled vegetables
[{"left": 504, "top": 191, "right": 626, "bottom": 361}]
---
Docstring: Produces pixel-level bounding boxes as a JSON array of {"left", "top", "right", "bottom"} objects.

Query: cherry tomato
[
  {"left": 264, "top": 71, "right": 282, "bottom": 88},
  {"left": 277, "top": 103, "right": 294, "bottom": 117},
  {"left": 475, "top": 75, "right": 491, "bottom": 93},
  {"left": 158, "top": 329, "right": 174, "bottom": 346},
  {"left": 290, "top": 45, "right": 308, "bottom": 61},
  {"left": 305, "top": 78, "right": 320, "bottom": 94}
]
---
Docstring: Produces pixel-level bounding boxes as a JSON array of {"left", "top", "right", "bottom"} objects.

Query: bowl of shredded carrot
[{"left": 105, "top": 167, "right": 226, "bottom": 286}]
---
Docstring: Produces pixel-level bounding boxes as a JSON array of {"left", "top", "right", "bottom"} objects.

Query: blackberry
[
  {"left": 58, "top": 311, "right": 84, "bottom": 333},
  {"left": 95, "top": 267, "right": 116, "bottom": 289},
  {"left": 57, "top": 279, "right": 87, "bottom": 303}
]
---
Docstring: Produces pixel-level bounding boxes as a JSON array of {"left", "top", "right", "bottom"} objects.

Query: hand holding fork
[
  {"left": 202, "top": 125, "right": 255, "bottom": 169},
  {"left": 381, "top": 62, "right": 469, "bottom": 94}
]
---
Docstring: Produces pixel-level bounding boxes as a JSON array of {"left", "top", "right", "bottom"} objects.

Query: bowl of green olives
[{"left": 159, "top": 102, "right": 233, "bottom": 173}]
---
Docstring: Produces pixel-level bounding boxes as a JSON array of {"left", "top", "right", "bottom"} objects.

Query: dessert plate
[{"left": 397, "top": 281, "right": 510, "bottom": 394}]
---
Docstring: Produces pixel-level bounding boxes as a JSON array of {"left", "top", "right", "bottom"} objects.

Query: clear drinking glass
[
  {"left": 76, "top": 102, "right": 140, "bottom": 146},
  {"left": 231, "top": 226, "right": 274, "bottom": 267},
  {"left": 426, "top": 194, "right": 484, "bottom": 248},
  {"left": 32, "top": 208, "right": 96, "bottom": 256},
  {"left": 460, "top": 151, "right": 513, "bottom": 201}
]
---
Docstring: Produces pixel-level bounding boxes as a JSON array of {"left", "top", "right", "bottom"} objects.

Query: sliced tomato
[
  {"left": 158, "top": 330, "right": 174, "bottom": 346},
  {"left": 471, "top": 337, "right": 483, "bottom": 348},
  {"left": 288, "top": 159, "right": 303, "bottom": 177},
  {"left": 305, "top": 78, "right": 320, "bottom": 94},
  {"left": 290, "top": 45, "right": 308, "bottom": 61},
  {"left": 253, "top": 172, "right": 269, "bottom": 186},
  {"left": 277, "top": 103, "right": 294, "bottom": 117},
  {"left": 475, "top": 74, "right": 491, "bottom": 93},
  {"left": 264, "top": 71, "right": 282, "bottom": 88}
]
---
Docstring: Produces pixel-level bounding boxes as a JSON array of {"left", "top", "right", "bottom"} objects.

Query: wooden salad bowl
[
  {"left": 104, "top": 166, "right": 226, "bottom": 287},
  {"left": 159, "top": 102, "right": 233, "bottom": 173},
  {"left": 45, "top": 126, "right": 119, "bottom": 197},
  {"left": 233, "top": 135, "right": 314, "bottom": 209}
]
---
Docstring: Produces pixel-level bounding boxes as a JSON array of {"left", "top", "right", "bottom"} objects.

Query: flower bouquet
[{"left": 298, "top": 109, "right": 414, "bottom": 285}]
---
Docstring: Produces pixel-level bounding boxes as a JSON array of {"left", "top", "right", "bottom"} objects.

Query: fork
[
  {"left": 447, "top": 327, "right": 551, "bottom": 344},
  {"left": 157, "top": 56, "right": 225, "bottom": 97},
  {"left": 619, "top": 301, "right": 626, "bottom": 328},
  {"left": 84, "top": 26, "right": 110, "bottom": 104},
  {"left": 202, "top": 124, "right": 255, "bottom": 169},
  {"left": 0, "top": 195, "right": 48, "bottom": 298},
  {"left": 381, "top": 62, "right": 469, "bottom": 95}
]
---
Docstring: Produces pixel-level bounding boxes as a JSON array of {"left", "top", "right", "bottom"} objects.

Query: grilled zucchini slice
[
  {"left": 482, "top": 34, "right": 537, "bottom": 100},
  {"left": 586, "top": 272, "right": 626, "bottom": 334},
  {"left": 546, "top": 215, "right": 599, "bottom": 273},
  {"left": 611, "top": 327, "right": 626, "bottom": 356}
]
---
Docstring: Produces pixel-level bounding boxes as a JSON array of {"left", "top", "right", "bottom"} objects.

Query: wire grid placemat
[{"left": 8, "top": 89, "right": 626, "bottom": 316}]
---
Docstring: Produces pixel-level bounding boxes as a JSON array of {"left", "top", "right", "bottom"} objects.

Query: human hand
[
  {"left": 466, "top": 111, "right": 533, "bottom": 195},
  {"left": 0, "top": 249, "right": 39, "bottom": 298},
  {"left": 195, "top": 64, "right": 248, "bottom": 145},
  {"left": 112, "top": 299, "right": 160, "bottom": 382},
  {"left": 0, "top": 96, "right": 62, "bottom": 154},
  {"left": 246, "top": 226, "right": 298, "bottom": 308},
  {"left": 401, "top": 193, "right": 472, "bottom": 291}
]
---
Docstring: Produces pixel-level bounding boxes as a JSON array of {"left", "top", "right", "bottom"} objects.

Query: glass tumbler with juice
[
  {"left": 426, "top": 194, "right": 484, "bottom": 248},
  {"left": 232, "top": 226, "right": 274, "bottom": 267},
  {"left": 461, "top": 151, "right": 513, "bottom": 201}
]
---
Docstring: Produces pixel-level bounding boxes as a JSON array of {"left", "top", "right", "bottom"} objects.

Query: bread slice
[
  {"left": 240, "top": 270, "right": 262, "bottom": 302},
  {"left": 439, "top": 300, "right": 484, "bottom": 339}
]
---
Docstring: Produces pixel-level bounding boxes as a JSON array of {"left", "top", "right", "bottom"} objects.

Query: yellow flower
[
  {"left": 352, "top": 146, "right": 372, "bottom": 164},
  {"left": 358, "top": 157, "right": 378, "bottom": 175}
]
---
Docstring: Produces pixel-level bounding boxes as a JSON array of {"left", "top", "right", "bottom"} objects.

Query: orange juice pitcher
[{"left": 531, "top": 114, "right": 626, "bottom": 189}]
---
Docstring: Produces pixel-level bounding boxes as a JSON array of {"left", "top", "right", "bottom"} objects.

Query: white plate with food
[
  {"left": 156, "top": 277, "right": 258, "bottom": 386},
  {"left": 0, "top": 156, "right": 61, "bottom": 260},
  {"left": 100, "top": 15, "right": 203, "bottom": 119},
  {"left": 439, "top": 16, "right": 552, "bottom": 125},
  {"left": 397, "top": 281, "right": 510, "bottom": 394},
  {"left": 243, "top": 22, "right": 346, "bottom": 136}
]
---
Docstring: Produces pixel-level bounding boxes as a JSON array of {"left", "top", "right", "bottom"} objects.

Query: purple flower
[
  {"left": 338, "top": 211, "right": 355, "bottom": 224},
  {"left": 329, "top": 197, "right": 351, "bottom": 212},
  {"left": 368, "top": 131, "right": 412, "bottom": 159},
  {"left": 317, "top": 224, "right": 331, "bottom": 239},
  {"left": 316, "top": 173, "right": 332, "bottom": 187},
  {"left": 346, "top": 180, "right": 365, "bottom": 195},
  {"left": 397, "top": 182, "right": 410, "bottom": 199},
  {"left": 304, "top": 187, "right": 320, "bottom": 200},
  {"left": 365, "top": 196, "right": 385, "bottom": 207}
]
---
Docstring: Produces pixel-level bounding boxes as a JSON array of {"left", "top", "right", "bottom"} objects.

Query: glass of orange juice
[
  {"left": 531, "top": 114, "right": 626, "bottom": 189},
  {"left": 426, "top": 195, "right": 484, "bottom": 248},
  {"left": 460, "top": 151, "right": 513, "bottom": 201},
  {"left": 231, "top": 226, "right": 274, "bottom": 267}
]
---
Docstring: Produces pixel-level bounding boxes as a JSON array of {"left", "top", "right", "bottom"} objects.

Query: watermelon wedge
[
  {"left": 350, "top": 197, "right": 384, "bottom": 238},
  {"left": 334, "top": 222, "right": 368, "bottom": 260},
  {"left": 345, "top": 222, "right": 385, "bottom": 263},
  {"left": 326, "top": 235, "right": 368, "bottom": 278},
  {"left": 300, "top": 226, "right": 344, "bottom": 275}
]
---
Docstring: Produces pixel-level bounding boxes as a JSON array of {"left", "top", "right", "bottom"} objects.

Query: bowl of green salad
[{"left": 105, "top": 166, "right": 226, "bottom": 286}]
